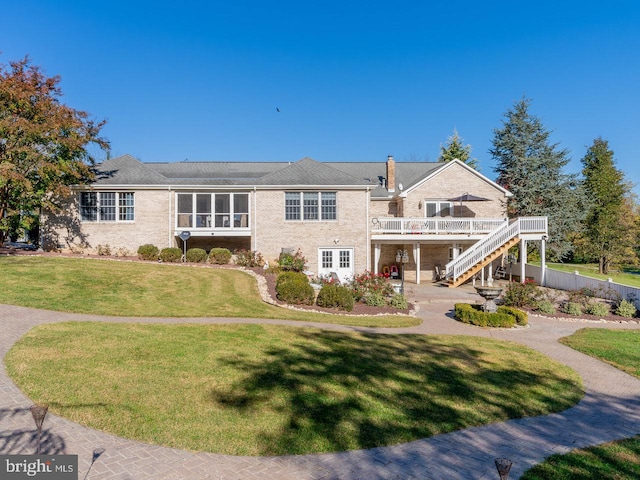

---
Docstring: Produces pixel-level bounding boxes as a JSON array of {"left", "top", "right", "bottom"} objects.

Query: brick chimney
[{"left": 386, "top": 155, "right": 395, "bottom": 193}]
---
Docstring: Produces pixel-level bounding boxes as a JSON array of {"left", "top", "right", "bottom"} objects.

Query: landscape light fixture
[
  {"left": 30, "top": 403, "right": 49, "bottom": 454},
  {"left": 494, "top": 457, "right": 513, "bottom": 480}
]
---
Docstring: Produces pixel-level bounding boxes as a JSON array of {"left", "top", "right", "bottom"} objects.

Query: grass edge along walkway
[{"left": 0, "top": 255, "right": 418, "bottom": 327}]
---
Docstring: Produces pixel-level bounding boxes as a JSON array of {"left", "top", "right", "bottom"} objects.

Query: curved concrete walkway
[{"left": 2, "top": 290, "right": 640, "bottom": 479}]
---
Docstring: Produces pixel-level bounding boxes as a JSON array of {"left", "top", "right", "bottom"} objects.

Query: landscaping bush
[
  {"left": 615, "top": 299, "right": 637, "bottom": 318},
  {"left": 498, "top": 306, "right": 528, "bottom": 326},
  {"left": 536, "top": 299, "right": 556, "bottom": 315},
  {"left": 278, "top": 249, "right": 307, "bottom": 272},
  {"left": 234, "top": 249, "right": 265, "bottom": 267},
  {"left": 454, "top": 303, "right": 517, "bottom": 328},
  {"left": 137, "top": 244, "right": 159, "bottom": 261},
  {"left": 96, "top": 244, "right": 112, "bottom": 256},
  {"left": 316, "top": 284, "right": 354, "bottom": 312},
  {"left": 349, "top": 271, "right": 394, "bottom": 302},
  {"left": 585, "top": 302, "right": 610, "bottom": 317},
  {"left": 209, "top": 248, "right": 232, "bottom": 265},
  {"left": 502, "top": 280, "right": 540, "bottom": 308},
  {"left": 562, "top": 302, "right": 583, "bottom": 316},
  {"left": 364, "top": 292, "right": 387, "bottom": 307},
  {"left": 186, "top": 248, "right": 207, "bottom": 263},
  {"left": 389, "top": 293, "right": 408, "bottom": 310},
  {"left": 275, "top": 271, "right": 314, "bottom": 305},
  {"left": 159, "top": 247, "right": 182, "bottom": 263}
]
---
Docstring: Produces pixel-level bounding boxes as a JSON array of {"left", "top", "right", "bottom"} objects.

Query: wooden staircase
[{"left": 447, "top": 237, "right": 520, "bottom": 288}]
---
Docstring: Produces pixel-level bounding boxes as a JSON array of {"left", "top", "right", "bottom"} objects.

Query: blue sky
[{"left": 3, "top": 1, "right": 639, "bottom": 194}]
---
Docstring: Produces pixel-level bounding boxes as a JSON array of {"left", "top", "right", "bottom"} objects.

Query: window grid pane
[
  {"left": 285, "top": 192, "right": 301, "bottom": 220},
  {"left": 321, "top": 192, "right": 336, "bottom": 220},
  {"left": 339, "top": 250, "right": 350, "bottom": 268},
  {"left": 100, "top": 192, "right": 116, "bottom": 221},
  {"left": 118, "top": 193, "right": 135, "bottom": 221},
  {"left": 303, "top": 192, "right": 318, "bottom": 220},
  {"left": 322, "top": 250, "right": 333, "bottom": 268},
  {"left": 80, "top": 192, "right": 97, "bottom": 221}
]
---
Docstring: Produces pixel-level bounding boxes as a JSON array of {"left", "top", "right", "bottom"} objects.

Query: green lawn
[
  {"left": 0, "top": 256, "right": 418, "bottom": 327},
  {"left": 6, "top": 322, "right": 583, "bottom": 455},
  {"left": 543, "top": 262, "right": 640, "bottom": 288},
  {"left": 560, "top": 329, "right": 640, "bottom": 378},
  {"left": 521, "top": 328, "right": 640, "bottom": 478}
]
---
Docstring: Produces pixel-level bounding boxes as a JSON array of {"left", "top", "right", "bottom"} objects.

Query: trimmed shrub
[
  {"left": 536, "top": 300, "right": 556, "bottom": 315},
  {"left": 234, "top": 249, "right": 265, "bottom": 267},
  {"left": 159, "top": 247, "right": 182, "bottom": 263},
  {"left": 616, "top": 299, "right": 637, "bottom": 318},
  {"left": 364, "top": 292, "right": 387, "bottom": 307},
  {"left": 316, "top": 284, "right": 354, "bottom": 312},
  {"left": 585, "top": 302, "right": 610, "bottom": 317},
  {"left": 454, "top": 303, "right": 517, "bottom": 328},
  {"left": 209, "top": 248, "right": 232, "bottom": 265},
  {"left": 562, "top": 302, "right": 583, "bottom": 316},
  {"left": 276, "top": 272, "right": 314, "bottom": 305},
  {"left": 389, "top": 293, "right": 408, "bottom": 310},
  {"left": 502, "top": 280, "right": 540, "bottom": 308},
  {"left": 137, "top": 244, "right": 159, "bottom": 261},
  {"left": 186, "top": 248, "right": 207, "bottom": 263},
  {"left": 498, "top": 306, "right": 528, "bottom": 326}
]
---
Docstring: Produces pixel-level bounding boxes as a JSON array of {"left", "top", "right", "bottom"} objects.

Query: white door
[{"left": 318, "top": 248, "right": 354, "bottom": 284}]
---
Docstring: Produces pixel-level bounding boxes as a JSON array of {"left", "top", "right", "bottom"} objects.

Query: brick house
[{"left": 42, "top": 154, "right": 548, "bottom": 286}]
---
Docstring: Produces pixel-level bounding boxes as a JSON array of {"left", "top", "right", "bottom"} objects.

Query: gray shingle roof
[{"left": 91, "top": 154, "right": 446, "bottom": 194}]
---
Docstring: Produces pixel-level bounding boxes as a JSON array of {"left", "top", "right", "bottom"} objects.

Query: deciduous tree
[
  {"left": 0, "top": 57, "right": 108, "bottom": 243},
  {"left": 490, "top": 97, "right": 583, "bottom": 260}
]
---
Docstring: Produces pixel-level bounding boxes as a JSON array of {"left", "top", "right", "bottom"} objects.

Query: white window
[
  {"left": 80, "top": 192, "right": 134, "bottom": 222},
  {"left": 425, "top": 201, "right": 452, "bottom": 218},
  {"left": 176, "top": 192, "right": 249, "bottom": 229},
  {"left": 285, "top": 192, "right": 337, "bottom": 221}
]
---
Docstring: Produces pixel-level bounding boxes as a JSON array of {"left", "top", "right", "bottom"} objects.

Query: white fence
[{"left": 525, "top": 264, "right": 640, "bottom": 309}]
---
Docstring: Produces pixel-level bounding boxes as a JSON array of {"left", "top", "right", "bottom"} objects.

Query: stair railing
[{"left": 444, "top": 217, "right": 547, "bottom": 283}]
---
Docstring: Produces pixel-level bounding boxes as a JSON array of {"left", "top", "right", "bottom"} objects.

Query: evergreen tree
[
  {"left": 579, "top": 138, "right": 638, "bottom": 273},
  {"left": 438, "top": 129, "right": 479, "bottom": 170},
  {"left": 490, "top": 97, "right": 583, "bottom": 260}
]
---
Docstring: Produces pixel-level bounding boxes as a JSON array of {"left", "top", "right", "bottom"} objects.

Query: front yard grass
[
  {"left": 0, "top": 256, "right": 418, "bottom": 327},
  {"left": 6, "top": 322, "right": 583, "bottom": 456}
]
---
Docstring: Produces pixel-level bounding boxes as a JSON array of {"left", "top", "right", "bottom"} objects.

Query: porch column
[
  {"left": 540, "top": 237, "right": 547, "bottom": 286},
  {"left": 373, "top": 243, "right": 381, "bottom": 275},
  {"left": 519, "top": 239, "right": 527, "bottom": 283},
  {"left": 413, "top": 243, "right": 421, "bottom": 285}
]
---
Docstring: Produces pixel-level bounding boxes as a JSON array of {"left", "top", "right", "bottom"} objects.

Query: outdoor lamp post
[
  {"left": 395, "top": 249, "right": 409, "bottom": 294},
  {"left": 507, "top": 254, "right": 517, "bottom": 283}
]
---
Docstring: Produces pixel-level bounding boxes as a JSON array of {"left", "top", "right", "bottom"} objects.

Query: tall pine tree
[
  {"left": 579, "top": 137, "right": 638, "bottom": 273},
  {"left": 490, "top": 97, "right": 583, "bottom": 260},
  {"left": 438, "top": 129, "right": 479, "bottom": 170}
]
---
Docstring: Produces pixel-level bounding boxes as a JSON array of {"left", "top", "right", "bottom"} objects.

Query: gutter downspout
[
  {"left": 168, "top": 187, "right": 172, "bottom": 247},
  {"left": 366, "top": 186, "right": 370, "bottom": 273},
  {"left": 252, "top": 186, "right": 257, "bottom": 252}
]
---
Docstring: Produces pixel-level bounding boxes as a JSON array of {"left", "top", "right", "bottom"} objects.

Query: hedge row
[
  {"left": 454, "top": 303, "right": 528, "bottom": 328},
  {"left": 136, "top": 244, "right": 235, "bottom": 264}
]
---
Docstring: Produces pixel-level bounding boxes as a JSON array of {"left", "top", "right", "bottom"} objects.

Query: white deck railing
[
  {"left": 445, "top": 216, "right": 548, "bottom": 282},
  {"left": 371, "top": 217, "right": 506, "bottom": 235}
]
